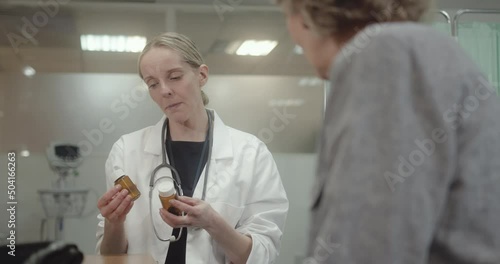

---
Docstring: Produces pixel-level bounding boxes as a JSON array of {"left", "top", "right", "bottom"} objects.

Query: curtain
[
  {"left": 457, "top": 22, "right": 500, "bottom": 94},
  {"left": 432, "top": 22, "right": 452, "bottom": 36}
]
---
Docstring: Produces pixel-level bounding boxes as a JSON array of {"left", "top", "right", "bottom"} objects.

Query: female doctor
[{"left": 95, "top": 32, "right": 289, "bottom": 264}]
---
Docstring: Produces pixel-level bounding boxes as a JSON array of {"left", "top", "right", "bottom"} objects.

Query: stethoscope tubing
[{"left": 149, "top": 109, "right": 214, "bottom": 242}]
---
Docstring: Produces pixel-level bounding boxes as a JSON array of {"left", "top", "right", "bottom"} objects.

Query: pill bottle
[
  {"left": 114, "top": 175, "right": 141, "bottom": 201},
  {"left": 158, "top": 180, "right": 181, "bottom": 215}
]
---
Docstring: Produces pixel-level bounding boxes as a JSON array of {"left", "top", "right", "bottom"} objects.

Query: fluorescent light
[
  {"left": 101, "top": 35, "right": 110, "bottom": 51},
  {"left": 22, "top": 66, "right": 36, "bottom": 77},
  {"left": 80, "top": 35, "right": 147, "bottom": 53},
  {"left": 127, "top": 36, "right": 147, "bottom": 52},
  {"left": 115, "top": 36, "right": 126, "bottom": 52},
  {"left": 20, "top": 150, "right": 30, "bottom": 157},
  {"left": 299, "top": 77, "right": 322, "bottom": 87},
  {"left": 235, "top": 40, "right": 278, "bottom": 56}
]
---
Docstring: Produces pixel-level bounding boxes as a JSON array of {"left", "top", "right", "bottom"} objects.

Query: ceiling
[
  {"left": 1, "top": 0, "right": 499, "bottom": 76},
  {"left": 0, "top": 0, "right": 314, "bottom": 76}
]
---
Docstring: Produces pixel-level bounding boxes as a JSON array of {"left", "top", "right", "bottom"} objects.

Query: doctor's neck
[{"left": 168, "top": 107, "right": 208, "bottom": 142}]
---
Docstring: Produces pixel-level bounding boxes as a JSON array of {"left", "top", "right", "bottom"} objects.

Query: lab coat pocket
[{"left": 209, "top": 202, "right": 245, "bottom": 263}]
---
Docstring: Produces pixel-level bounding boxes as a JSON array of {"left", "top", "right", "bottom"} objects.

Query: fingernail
[{"left": 115, "top": 185, "right": 122, "bottom": 190}]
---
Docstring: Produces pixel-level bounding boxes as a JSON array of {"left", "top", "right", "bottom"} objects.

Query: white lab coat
[{"left": 96, "top": 110, "right": 289, "bottom": 264}]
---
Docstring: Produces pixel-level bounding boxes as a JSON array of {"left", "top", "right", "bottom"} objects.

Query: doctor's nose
[{"left": 159, "top": 83, "right": 174, "bottom": 97}]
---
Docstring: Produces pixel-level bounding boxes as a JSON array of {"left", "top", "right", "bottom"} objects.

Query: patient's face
[{"left": 285, "top": 11, "right": 340, "bottom": 80}]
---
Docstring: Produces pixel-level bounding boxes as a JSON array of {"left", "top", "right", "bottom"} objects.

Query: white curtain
[
  {"left": 458, "top": 22, "right": 500, "bottom": 94},
  {"left": 432, "top": 22, "right": 452, "bottom": 36}
]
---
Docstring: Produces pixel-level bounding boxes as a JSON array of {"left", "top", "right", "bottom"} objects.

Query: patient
[{"left": 277, "top": 0, "right": 500, "bottom": 263}]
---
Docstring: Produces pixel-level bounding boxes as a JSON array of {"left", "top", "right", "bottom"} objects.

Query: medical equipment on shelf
[{"left": 38, "top": 143, "right": 90, "bottom": 240}]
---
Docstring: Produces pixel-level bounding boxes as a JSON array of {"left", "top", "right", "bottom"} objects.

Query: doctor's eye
[{"left": 170, "top": 75, "right": 183, "bottom": 81}]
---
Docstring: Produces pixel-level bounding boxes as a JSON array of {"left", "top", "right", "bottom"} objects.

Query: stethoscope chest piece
[{"left": 148, "top": 109, "right": 214, "bottom": 242}]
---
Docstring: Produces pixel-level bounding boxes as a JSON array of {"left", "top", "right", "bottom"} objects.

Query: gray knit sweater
[{"left": 307, "top": 22, "right": 500, "bottom": 264}]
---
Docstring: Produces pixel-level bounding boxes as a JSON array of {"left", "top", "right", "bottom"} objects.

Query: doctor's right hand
[{"left": 97, "top": 185, "right": 134, "bottom": 224}]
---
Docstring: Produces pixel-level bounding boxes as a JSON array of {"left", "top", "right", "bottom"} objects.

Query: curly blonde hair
[{"left": 278, "top": 0, "right": 433, "bottom": 37}]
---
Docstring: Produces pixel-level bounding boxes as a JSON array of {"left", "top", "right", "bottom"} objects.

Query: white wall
[
  {"left": 1, "top": 153, "right": 51, "bottom": 244},
  {"left": 274, "top": 153, "right": 316, "bottom": 264},
  {"left": 0, "top": 73, "right": 324, "bottom": 154},
  {"left": 0, "top": 153, "right": 107, "bottom": 253}
]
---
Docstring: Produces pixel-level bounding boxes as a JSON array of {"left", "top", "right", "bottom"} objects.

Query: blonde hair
[
  {"left": 277, "top": 0, "right": 433, "bottom": 38},
  {"left": 138, "top": 32, "right": 209, "bottom": 105}
]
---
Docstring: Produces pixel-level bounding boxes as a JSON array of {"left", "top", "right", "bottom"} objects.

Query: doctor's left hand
[{"left": 159, "top": 196, "right": 220, "bottom": 230}]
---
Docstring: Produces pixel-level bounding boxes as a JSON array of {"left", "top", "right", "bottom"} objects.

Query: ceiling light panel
[{"left": 80, "top": 35, "right": 146, "bottom": 53}]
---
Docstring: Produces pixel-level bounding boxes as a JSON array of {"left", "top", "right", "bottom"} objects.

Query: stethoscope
[{"left": 149, "top": 109, "right": 214, "bottom": 242}]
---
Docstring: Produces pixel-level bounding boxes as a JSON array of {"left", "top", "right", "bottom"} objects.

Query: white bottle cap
[{"left": 158, "top": 180, "right": 175, "bottom": 197}]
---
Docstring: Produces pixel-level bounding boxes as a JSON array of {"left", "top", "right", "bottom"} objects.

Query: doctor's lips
[
  {"left": 114, "top": 175, "right": 141, "bottom": 201},
  {"left": 166, "top": 102, "right": 181, "bottom": 110}
]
